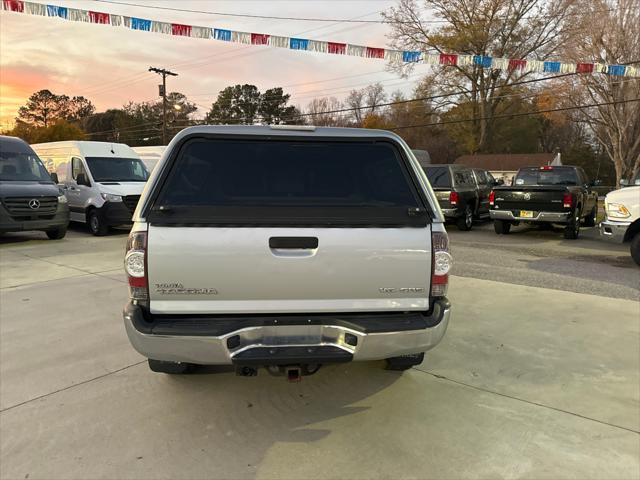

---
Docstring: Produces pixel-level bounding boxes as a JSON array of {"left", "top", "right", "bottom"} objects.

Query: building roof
[{"left": 454, "top": 153, "right": 556, "bottom": 171}]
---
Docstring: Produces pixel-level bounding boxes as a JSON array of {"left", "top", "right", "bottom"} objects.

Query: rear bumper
[
  {"left": 490, "top": 209, "right": 570, "bottom": 223},
  {"left": 441, "top": 208, "right": 462, "bottom": 219},
  {"left": 123, "top": 298, "right": 451, "bottom": 365},
  {"left": 0, "top": 204, "right": 69, "bottom": 233},
  {"left": 599, "top": 220, "right": 630, "bottom": 243}
]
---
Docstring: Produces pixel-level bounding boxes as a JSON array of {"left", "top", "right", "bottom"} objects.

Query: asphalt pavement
[{"left": 0, "top": 224, "right": 639, "bottom": 479}]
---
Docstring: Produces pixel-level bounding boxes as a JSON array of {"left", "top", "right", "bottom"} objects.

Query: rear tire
[
  {"left": 88, "top": 209, "right": 109, "bottom": 236},
  {"left": 583, "top": 207, "right": 597, "bottom": 227},
  {"left": 630, "top": 234, "right": 640, "bottom": 266},
  {"left": 148, "top": 359, "right": 191, "bottom": 374},
  {"left": 563, "top": 212, "right": 580, "bottom": 239},
  {"left": 456, "top": 205, "right": 473, "bottom": 231},
  {"left": 385, "top": 353, "right": 425, "bottom": 371},
  {"left": 46, "top": 227, "right": 67, "bottom": 240},
  {"left": 493, "top": 220, "right": 511, "bottom": 234}
]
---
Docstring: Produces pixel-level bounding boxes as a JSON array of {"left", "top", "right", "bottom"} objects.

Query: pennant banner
[{"left": 2, "top": 0, "right": 637, "bottom": 78}]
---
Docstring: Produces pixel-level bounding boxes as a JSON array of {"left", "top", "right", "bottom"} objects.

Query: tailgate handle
[{"left": 269, "top": 237, "right": 318, "bottom": 249}]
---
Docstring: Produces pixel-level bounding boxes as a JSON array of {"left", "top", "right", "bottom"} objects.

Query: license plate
[{"left": 519, "top": 210, "right": 534, "bottom": 218}]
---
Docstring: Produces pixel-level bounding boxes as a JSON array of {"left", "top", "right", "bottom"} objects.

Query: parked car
[
  {"left": 131, "top": 145, "right": 166, "bottom": 173},
  {"left": 123, "top": 125, "right": 452, "bottom": 379},
  {"left": 32, "top": 141, "right": 149, "bottom": 236},
  {"left": 489, "top": 165, "right": 599, "bottom": 239},
  {"left": 423, "top": 164, "right": 498, "bottom": 231},
  {"left": 600, "top": 180, "right": 640, "bottom": 266},
  {"left": 0, "top": 136, "right": 69, "bottom": 239}
]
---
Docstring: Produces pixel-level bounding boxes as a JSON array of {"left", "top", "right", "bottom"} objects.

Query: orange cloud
[{"left": 0, "top": 64, "right": 55, "bottom": 130}]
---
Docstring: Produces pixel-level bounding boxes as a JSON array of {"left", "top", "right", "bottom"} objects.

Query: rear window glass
[
  {"left": 515, "top": 167, "right": 578, "bottom": 186},
  {"left": 151, "top": 139, "right": 426, "bottom": 227},
  {"left": 424, "top": 167, "right": 451, "bottom": 188}
]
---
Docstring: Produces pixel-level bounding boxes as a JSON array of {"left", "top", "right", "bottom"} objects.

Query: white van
[
  {"left": 131, "top": 146, "right": 166, "bottom": 173},
  {"left": 31, "top": 141, "right": 149, "bottom": 235}
]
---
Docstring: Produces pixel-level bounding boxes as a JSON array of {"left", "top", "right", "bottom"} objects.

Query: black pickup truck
[{"left": 489, "top": 166, "right": 598, "bottom": 239}]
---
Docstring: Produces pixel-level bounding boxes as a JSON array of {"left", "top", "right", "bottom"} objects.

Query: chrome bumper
[
  {"left": 599, "top": 220, "right": 630, "bottom": 243},
  {"left": 124, "top": 304, "right": 451, "bottom": 365},
  {"left": 490, "top": 210, "right": 570, "bottom": 222},
  {"left": 441, "top": 208, "right": 459, "bottom": 218}
]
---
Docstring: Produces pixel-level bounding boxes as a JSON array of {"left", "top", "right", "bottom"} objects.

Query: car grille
[
  {"left": 2, "top": 196, "right": 58, "bottom": 219},
  {"left": 123, "top": 195, "right": 141, "bottom": 213}
]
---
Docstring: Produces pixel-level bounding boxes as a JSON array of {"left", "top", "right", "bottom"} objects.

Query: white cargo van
[
  {"left": 131, "top": 146, "right": 166, "bottom": 173},
  {"left": 32, "top": 141, "right": 149, "bottom": 235}
]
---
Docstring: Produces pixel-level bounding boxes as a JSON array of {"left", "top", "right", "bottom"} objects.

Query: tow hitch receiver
[{"left": 286, "top": 366, "right": 302, "bottom": 383}]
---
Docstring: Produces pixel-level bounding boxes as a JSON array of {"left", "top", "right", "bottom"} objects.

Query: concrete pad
[
  {"left": 1, "top": 363, "right": 638, "bottom": 480},
  {"left": 0, "top": 251, "right": 86, "bottom": 289},
  {"left": 428, "top": 276, "right": 640, "bottom": 431},
  {"left": 0, "top": 274, "right": 141, "bottom": 410}
]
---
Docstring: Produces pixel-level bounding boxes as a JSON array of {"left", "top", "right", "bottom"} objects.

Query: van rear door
[{"left": 145, "top": 136, "right": 433, "bottom": 315}]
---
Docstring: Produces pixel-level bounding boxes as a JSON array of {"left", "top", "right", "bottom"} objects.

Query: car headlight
[
  {"left": 101, "top": 193, "right": 123, "bottom": 202},
  {"left": 606, "top": 202, "right": 631, "bottom": 219},
  {"left": 57, "top": 194, "right": 68, "bottom": 204}
]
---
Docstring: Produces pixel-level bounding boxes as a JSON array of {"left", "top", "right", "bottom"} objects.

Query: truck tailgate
[
  {"left": 493, "top": 186, "right": 567, "bottom": 212},
  {"left": 148, "top": 225, "right": 431, "bottom": 314}
]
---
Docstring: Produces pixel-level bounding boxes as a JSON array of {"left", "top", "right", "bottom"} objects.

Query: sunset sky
[{"left": 0, "top": 0, "right": 434, "bottom": 129}]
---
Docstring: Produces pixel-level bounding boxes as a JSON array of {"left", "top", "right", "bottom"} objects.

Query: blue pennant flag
[
  {"left": 473, "top": 55, "right": 492, "bottom": 68},
  {"left": 131, "top": 17, "right": 152, "bottom": 31},
  {"left": 290, "top": 38, "right": 309, "bottom": 50},
  {"left": 214, "top": 29, "right": 232, "bottom": 41},
  {"left": 47, "top": 5, "right": 68, "bottom": 18},
  {"left": 607, "top": 65, "right": 626, "bottom": 76},
  {"left": 543, "top": 61, "right": 561, "bottom": 73},
  {"left": 403, "top": 51, "right": 421, "bottom": 63}
]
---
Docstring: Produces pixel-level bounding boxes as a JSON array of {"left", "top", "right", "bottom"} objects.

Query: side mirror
[
  {"left": 50, "top": 172, "right": 59, "bottom": 184},
  {"left": 620, "top": 179, "right": 629, "bottom": 187},
  {"left": 76, "top": 173, "right": 90, "bottom": 187}
]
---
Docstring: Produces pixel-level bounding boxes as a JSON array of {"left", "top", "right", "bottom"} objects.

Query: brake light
[
  {"left": 431, "top": 231, "right": 452, "bottom": 298},
  {"left": 489, "top": 190, "right": 495, "bottom": 206},
  {"left": 125, "top": 231, "right": 148, "bottom": 302},
  {"left": 540, "top": 166, "right": 553, "bottom": 170},
  {"left": 449, "top": 191, "right": 459, "bottom": 206},
  {"left": 563, "top": 192, "right": 574, "bottom": 208}
]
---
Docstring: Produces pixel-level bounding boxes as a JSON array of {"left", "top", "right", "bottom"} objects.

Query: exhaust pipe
[{"left": 236, "top": 366, "right": 258, "bottom": 377}]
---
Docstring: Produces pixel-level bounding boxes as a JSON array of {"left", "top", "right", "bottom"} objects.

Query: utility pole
[{"left": 149, "top": 67, "right": 178, "bottom": 145}]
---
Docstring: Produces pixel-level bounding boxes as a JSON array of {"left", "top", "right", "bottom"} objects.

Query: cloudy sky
[{"left": 0, "top": 0, "right": 437, "bottom": 129}]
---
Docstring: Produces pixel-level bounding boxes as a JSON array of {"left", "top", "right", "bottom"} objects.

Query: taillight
[
  {"left": 489, "top": 190, "right": 495, "bottom": 206},
  {"left": 563, "top": 192, "right": 574, "bottom": 208},
  {"left": 540, "top": 165, "right": 553, "bottom": 171},
  {"left": 449, "top": 191, "right": 459, "bottom": 206},
  {"left": 125, "top": 230, "right": 148, "bottom": 302},
  {"left": 431, "top": 231, "right": 452, "bottom": 298}
]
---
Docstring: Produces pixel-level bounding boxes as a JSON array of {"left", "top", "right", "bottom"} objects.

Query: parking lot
[{"left": 1, "top": 221, "right": 638, "bottom": 479}]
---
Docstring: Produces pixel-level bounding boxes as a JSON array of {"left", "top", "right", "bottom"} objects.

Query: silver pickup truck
[{"left": 123, "top": 125, "right": 452, "bottom": 380}]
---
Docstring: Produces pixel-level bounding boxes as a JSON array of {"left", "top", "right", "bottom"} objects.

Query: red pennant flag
[
  {"left": 439, "top": 54, "right": 458, "bottom": 66},
  {"left": 576, "top": 63, "right": 594, "bottom": 73},
  {"left": 327, "top": 42, "right": 346, "bottom": 55},
  {"left": 171, "top": 23, "right": 192, "bottom": 37},
  {"left": 88, "top": 11, "right": 110, "bottom": 24},
  {"left": 508, "top": 59, "right": 527, "bottom": 71},
  {"left": 251, "top": 33, "right": 270, "bottom": 45},
  {"left": 366, "top": 47, "right": 385, "bottom": 59},
  {"left": 3, "top": 0, "right": 24, "bottom": 12}
]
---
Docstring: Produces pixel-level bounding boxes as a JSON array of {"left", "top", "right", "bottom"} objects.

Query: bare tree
[
  {"left": 305, "top": 97, "right": 347, "bottom": 126},
  {"left": 383, "top": 0, "right": 571, "bottom": 152},
  {"left": 345, "top": 89, "right": 365, "bottom": 125},
  {"left": 364, "top": 83, "right": 388, "bottom": 115},
  {"left": 563, "top": 0, "right": 640, "bottom": 182}
]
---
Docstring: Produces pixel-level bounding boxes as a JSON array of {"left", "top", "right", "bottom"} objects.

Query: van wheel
[
  {"left": 148, "top": 359, "right": 191, "bottom": 374},
  {"left": 630, "top": 235, "right": 640, "bottom": 266},
  {"left": 88, "top": 210, "right": 109, "bottom": 236},
  {"left": 583, "top": 207, "right": 597, "bottom": 227},
  {"left": 46, "top": 227, "right": 67, "bottom": 240},
  {"left": 494, "top": 220, "right": 511, "bottom": 234},
  {"left": 385, "top": 353, "right": 424, "bottom": 371},
  {"left": 456, "top": 206, "right": 473, "bottom": 231},
  {"left": 563, "top": 213, "right": 580, "bottom": 239}
]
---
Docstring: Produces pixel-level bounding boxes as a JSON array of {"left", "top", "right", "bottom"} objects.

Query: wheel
[
  {"left": 88, "top": 209, "right": 109, "bottom": 236},
  {"left": 46, "top": 227, "right": 67, "bottom": 240},
  {"left": 630, "top": 234, "right": 640, "bottom": 266},
  {"left": 583, "top": 207, "right": 597, "bottom": 227},
  {"left": 385, "top": 353, "right": 424, "bottom": 371},
  {"left": 148, "top": 359, "right": 191, "bottom": 374},
  {"left": 563, "top": 211, "right": 580, "bottom": 239},
  {"left": 456, "top": 205, "right": 473, "bottom": 231},
  {"left": 493, "top": 220, "right": 511, "bottom": 234}
]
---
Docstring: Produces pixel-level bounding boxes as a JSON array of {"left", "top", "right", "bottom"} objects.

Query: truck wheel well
[{"left": 624, "top": 218, "right": 640, "bottom": 242}]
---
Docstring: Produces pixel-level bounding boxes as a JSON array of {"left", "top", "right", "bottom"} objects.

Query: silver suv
[{"left": 123, "top": 126, "right": 451, "bottom": 379}]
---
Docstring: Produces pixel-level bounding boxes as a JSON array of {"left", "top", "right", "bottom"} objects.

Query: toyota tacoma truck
[
  {"left": 123, "top": 125, "right": 452, "bottom": 379},
  {"left": 489, "top": 166, "right": 598, "bottom": 239}
]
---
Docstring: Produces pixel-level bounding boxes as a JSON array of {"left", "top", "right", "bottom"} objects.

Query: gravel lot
[{"left": 1, "top": 223, "right": 638, "bottom": 480}]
